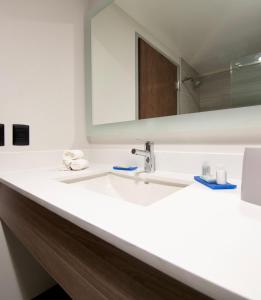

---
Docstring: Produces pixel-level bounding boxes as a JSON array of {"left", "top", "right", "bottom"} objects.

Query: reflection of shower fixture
[
  {"left": 233, "top": 60, "right": 261, "bottom": 69},
  {"left": 231, "top": 52, "right": 261, "bottom": 71},
  {"left": 182, "top": 76, "right": 201, "bottom": 88}
]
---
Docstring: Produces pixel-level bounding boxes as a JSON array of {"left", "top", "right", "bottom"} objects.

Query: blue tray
[
  {"left": 113, "top": 166, "right": 138, "bottom": 171},
  {"left": 194, "top": 176, "right": 237, "bottom": 190}
]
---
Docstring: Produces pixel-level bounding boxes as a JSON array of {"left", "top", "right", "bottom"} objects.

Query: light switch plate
[
  {"left": 0, "top": 124, "right": 4, "bottom": 146},
  {"left": 13, "top": 124, "right": 30, "bottom": 146}
]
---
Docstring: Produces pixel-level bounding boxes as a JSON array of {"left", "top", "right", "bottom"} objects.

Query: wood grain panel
[
  {"left": 0, "top": 183, "right": 211, "bottom": 300},
  {"left": 138, "top": 38, "right": 178, "bottom": 120}
]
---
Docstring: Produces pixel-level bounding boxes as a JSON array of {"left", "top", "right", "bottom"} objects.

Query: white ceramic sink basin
[{"left": 62, "top": 173, "right": 187, "bottom": 206}]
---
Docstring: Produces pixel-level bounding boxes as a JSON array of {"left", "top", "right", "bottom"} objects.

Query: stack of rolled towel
[{"left": 63, "top": 150, "right": 89, "bottom": 171}]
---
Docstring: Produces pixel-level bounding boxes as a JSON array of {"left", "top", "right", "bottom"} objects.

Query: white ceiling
[{"left": 115, "top": 0, "right": 261, "bottom": 75}]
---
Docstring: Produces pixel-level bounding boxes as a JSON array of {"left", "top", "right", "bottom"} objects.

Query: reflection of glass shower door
[{"left": 231, "top": 53, "right": 261, "bottom": 108}]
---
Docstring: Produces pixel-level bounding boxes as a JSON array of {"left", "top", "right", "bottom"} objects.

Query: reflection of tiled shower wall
[
  {"left": 231, "top": 63, "right": 261, "bottom": 108},
  {"left": 199, "top": 70, "right": 231, "bottom": 112},
  {"left": 180, "top": 59, "right": 232, "bottom": 113},
  {"left": 179, "top": 58, "right": 200, "bottom": 114}
]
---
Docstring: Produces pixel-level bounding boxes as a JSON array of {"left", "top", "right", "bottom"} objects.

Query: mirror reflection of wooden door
[{"left": 138, "top": 38, "right": 178, "bottom": 120}]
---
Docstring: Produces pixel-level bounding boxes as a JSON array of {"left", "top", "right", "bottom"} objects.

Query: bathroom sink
[{"left": 62, "top": 173, "right": 187, "bottom": 206}]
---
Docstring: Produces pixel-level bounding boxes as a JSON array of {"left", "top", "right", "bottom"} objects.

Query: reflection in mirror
[
  {"left": 91, "top": 0, "right": 261, "bottom": 125},
  {"left": 138, "top": 37, "right": 179, "bottom": 119}
]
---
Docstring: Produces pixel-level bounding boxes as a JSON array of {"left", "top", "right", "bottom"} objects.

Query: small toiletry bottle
[
  {"left": 216, "top": 165, "right": 227, "bottom": 184},
  {"left": 202, "top": 162, "right": 211, "bottom": 176}
]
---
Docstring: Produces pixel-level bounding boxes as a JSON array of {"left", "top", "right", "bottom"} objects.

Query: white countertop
[{"left": 0, "top": 165, "right": 261, "bottom": 300}]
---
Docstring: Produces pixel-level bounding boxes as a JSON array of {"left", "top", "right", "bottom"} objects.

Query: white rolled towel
[
  {"left": 70, "top": 159, "right": 89, "bottom": 171},
  {"left": 63, "top": 150, "right": 84, "bottom": 161}
]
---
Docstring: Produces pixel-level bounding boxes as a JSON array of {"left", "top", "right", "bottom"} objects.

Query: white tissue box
[{"left": 241, "top": 148, "right": 261, "bottom": 206}]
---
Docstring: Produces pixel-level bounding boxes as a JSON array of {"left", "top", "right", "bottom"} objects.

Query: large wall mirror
[
  {"left": 88, "top": 0, "right": 261, "bottom": 143},
  {"left": 90, "top": 0, "right": 261, "bottom": 126}
]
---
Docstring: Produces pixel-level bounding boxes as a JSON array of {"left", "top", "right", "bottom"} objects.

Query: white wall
[
  {"left": 0, "top": 0, "right": 90, "bottom": 299},
  {"left": 88, "top": 143, "right": 245, "bottom": 179},
  {"left": 0, "top": 0, "right": 89, "bottom": 152}
]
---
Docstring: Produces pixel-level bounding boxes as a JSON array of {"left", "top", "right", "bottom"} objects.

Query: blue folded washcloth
[
  {"left": 113, "top": 166, "right": 138, "bottom": 171},
  {"left": 194, "top": 176, "right": 237, "bottom": 190}
]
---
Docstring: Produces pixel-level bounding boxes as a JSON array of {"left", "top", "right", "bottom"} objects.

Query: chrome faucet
[{"left": 131, "top": 141, "right": 155, "bottom": 173}]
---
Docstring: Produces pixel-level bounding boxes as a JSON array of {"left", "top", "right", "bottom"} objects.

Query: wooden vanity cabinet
[{"left": 0, "top": 183, "right": 210, "bottom": 300}]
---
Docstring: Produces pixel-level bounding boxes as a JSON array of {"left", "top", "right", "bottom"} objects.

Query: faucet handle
[{"left": 131, "top": 148, "right": 137, "bottom": 154}]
